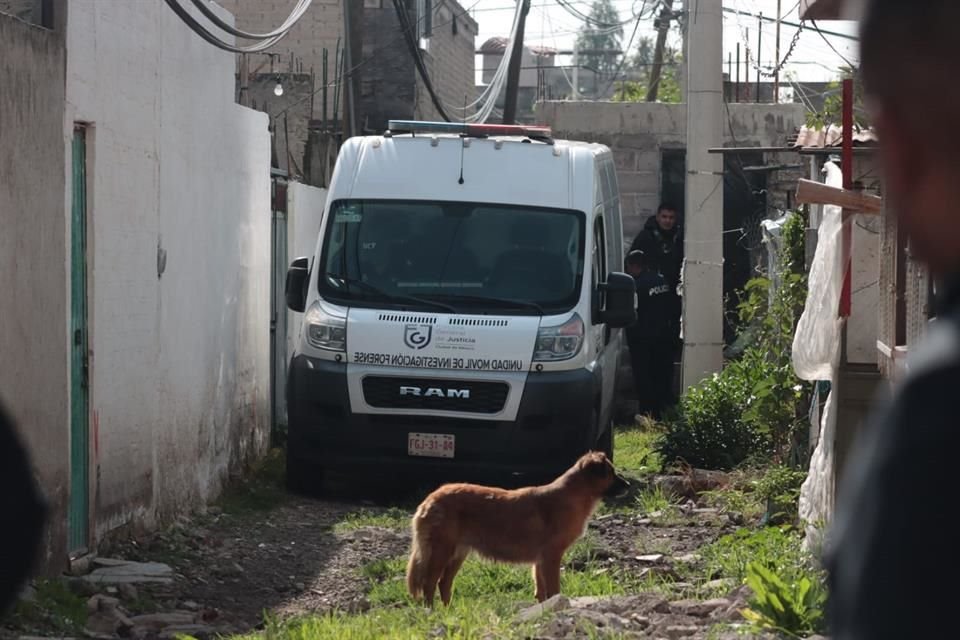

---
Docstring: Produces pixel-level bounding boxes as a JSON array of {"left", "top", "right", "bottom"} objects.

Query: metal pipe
[
  {"left": 736, "top": 43, "right": 740, "bottom": 102},
  {"left": 839, "top": 77, "right": 854, "bottom": 318},
  {"left": 756, "top": 13, "right": 762, "bottom": 104}
]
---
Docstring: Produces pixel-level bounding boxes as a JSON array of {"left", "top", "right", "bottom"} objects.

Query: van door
[{"left": 591, "top": 212, "right": 617, "bottom": 432}]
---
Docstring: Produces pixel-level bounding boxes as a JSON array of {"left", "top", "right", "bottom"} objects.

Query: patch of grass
[
  {"left": 563, "top": 533, "right": 614, "bottom": 570},
  {"left": 216, "top": 447, "right": 288, "bottom": 515},
  {"left": 698, "top": 526, "right": 810, "bottom": 585},
  {"left": 633, "top": 530, "right": 674, "bottom": 556},
  {"left": 363, "top": 551, "right": 632, "bottom": 609},
  {"left": 635, "top": 485, "right": 672, "bottom": 515},
  {"left": 235, "top": 605, "right": 534, "bottom": 640},
  {"left": 333, "top": 507, "right": 410, "bottom": 535},
  {"left": 262, "top": 540, "right": 646, "bottom": 640},
  {"left": 7, "top": 580, "right": 88, "bottom": 635},
  {"left": 613, "top": 425, "right": 661, "bottom": 476},
  {"left": 699, "top": 486, "right": 764, "bottom": 523}
]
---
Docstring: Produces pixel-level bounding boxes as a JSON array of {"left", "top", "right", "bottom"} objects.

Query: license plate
[{"left": 408, "top": 433, "right": 455, "bottom": 458}]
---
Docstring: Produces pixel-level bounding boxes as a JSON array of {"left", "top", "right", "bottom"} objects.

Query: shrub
[
  {"left": 657, "top": 349, "right": 772, "bottom": 470},
  {"left": 658, "top": 210, "right": 813, "bottom": 470}
]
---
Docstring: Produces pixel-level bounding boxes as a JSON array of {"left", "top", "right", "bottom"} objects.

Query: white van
[{"left": 284, "top": 120, "right": 636, "bottom": 492}]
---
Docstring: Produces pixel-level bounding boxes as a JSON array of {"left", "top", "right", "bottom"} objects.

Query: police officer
[{"left": 624, "top": 250, "right": 676, "bottom": 420}]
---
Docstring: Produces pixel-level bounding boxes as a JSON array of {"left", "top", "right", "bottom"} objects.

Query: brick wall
[
  {"left": 358, "top": 1, "right": 416, "bottom": 130},
  {"left": 360, "top": 0, "right": 477, "bottom": 129},
  {"left": 415, "top": 1, "right": 477, "bottom": 123},
  {"left": 218, "top": 0, "right": 342, "bottom": 120},
  {"left": 245, "top": 73, "right": 315, "bottom": 177}
]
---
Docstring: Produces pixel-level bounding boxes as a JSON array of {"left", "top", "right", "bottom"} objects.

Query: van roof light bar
[{"left": 386, "top": 120, "right": 553, "bottom": 142}]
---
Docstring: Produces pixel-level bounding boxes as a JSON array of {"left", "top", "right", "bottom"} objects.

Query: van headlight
[
  {"left": 533, "top": 313, "right": 584, "bottom": 362},
  {"left": 304, "top": 301, "right": 346, "bottom": 352}
]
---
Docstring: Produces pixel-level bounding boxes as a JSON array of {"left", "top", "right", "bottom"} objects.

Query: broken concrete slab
[{"left": 82, "top": 560, "right": 174, "bottom": 584}]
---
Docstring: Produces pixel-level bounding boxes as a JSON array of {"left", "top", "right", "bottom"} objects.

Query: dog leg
[
  {"left": 540, "top": 551, "right": 563, "bottom": 600},
  {"left": 422, "top": 541, "right": 454, "bottom": 608},
  {"left": 533, "top": 562, "right": 547, "bottom": 603},
  {"left": 438, "top": 547, "right": 468, "bottom": 606}
]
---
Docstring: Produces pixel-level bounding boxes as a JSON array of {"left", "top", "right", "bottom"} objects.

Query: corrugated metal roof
[{"left": 791, "top": 124, "right": 878, "bottom": 149}]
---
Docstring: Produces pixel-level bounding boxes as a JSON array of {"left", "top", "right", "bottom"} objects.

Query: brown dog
[{"left": 405, "top": 451, "right": 630, "bottom": 606}]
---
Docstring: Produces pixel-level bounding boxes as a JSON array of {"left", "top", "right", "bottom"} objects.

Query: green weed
[{"left": 333, "top": 507, "right": 410, "bottom": 534}]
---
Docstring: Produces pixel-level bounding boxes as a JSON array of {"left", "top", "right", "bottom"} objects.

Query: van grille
[
  {"left": 378, "top": 314, "right": 438, "bottom": 324},
  {"left": 448, "top": 318, "right": 509, "bottom": 327},
  {"left": 362, "top": 376, "right": 509, "bottom": 414}
]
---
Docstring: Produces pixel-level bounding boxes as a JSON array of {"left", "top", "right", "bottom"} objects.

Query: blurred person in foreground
[
  {"left": 0, "top": 398, "right": 47, "bottom": 616},
  {"left": 824, "top": 1, "right": 960, "bottom": 638}
]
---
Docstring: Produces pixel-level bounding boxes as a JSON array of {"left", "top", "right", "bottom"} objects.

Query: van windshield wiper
[
  {"left": 421, "top": 292, "right": 544, "bottom": 315},
  {"left": 326, "top": 276, "right": 457, "bottom": 313}
]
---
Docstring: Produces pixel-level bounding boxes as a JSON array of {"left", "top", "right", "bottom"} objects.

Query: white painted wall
[
  {"left": 0, "top": 12, "right": 70, "bottom": 571},
  {"left": 65, "top": 0, "right": 271, "bottom": 535},
  {"left": 286, "top": 182, "right": 327, "bottom": 364}
]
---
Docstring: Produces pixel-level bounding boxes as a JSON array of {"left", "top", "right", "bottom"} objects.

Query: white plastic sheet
[
  {"left": 794, "top": 161, "right": 846, "bottom": 550},
  {"left": 792, "top": 162, "right": 846, "bottom": 381},
  {"left": 799, "top": 374, "right": 838, "bottom": 551}
]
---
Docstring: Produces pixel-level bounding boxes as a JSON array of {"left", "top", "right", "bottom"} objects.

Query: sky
[{"left": 466, "top": 0, "right": 861, "bottom": 87}]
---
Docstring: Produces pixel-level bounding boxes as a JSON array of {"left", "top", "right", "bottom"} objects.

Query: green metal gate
[{"left": 69, "top": 126, "right": 90, "bottom": 554}]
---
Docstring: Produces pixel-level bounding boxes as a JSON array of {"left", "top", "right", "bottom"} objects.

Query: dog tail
[{"left": 406, "top": 507, "right": 431, "bottom": 601}]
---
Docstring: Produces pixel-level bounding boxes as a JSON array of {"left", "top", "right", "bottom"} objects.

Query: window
[
  {"left": 416, "top": 0, "right": 433, "bottom": 44},
  {"left": 0, "top": 0, "right": 53, "bottom": 28},
  {"left": 319, "top": 200, "right": 585, "bottom": 314},
  {"left": 592, "top": 214, "right": 608, "bottom": 323}
]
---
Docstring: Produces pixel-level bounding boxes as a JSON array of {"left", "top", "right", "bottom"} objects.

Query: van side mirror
[
  {"left": 285, "top": 257, "right": 310, "bottom": 313},
  {"left": 599, "top": 272, "right": 637, "bottom": 329}
]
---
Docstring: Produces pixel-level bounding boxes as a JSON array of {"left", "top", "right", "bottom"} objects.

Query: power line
[
  {"left": 810, "top": 19, "right": 858, "bottom": 69},
  {"left": 722, "top": 6, "right": 859, "bottom": 42},
  {"left": 270, "top": 0, "right": 480, "bottom": 120},
  {"left": 391, "top": 0, "right": 453, "bottom": 122},
  {"left": 163, "top": 0, "right": 310, "bottom": 53}
]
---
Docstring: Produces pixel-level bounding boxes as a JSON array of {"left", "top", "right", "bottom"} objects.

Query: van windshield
[{"left": 318, "top": 200, "right": 585, "bottom": 314}]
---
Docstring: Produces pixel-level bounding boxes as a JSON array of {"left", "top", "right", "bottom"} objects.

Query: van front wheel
[{"left": 285, "top": 449, "right": 322, "bottom": 496}]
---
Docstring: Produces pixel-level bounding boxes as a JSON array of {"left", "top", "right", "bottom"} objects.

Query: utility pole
[
  {"left": 502, "top": 0, "right": 530, "bottom": 124},
  {"left": 239, "top": 53, "right": 250, "bottom": 106},
  {"left": 681, "top": 0, "right": 724, "bottom": 390},
  {"left": 646, "top": 0, "right": 674, "bottom": 102},
  {"left": 756, "top": 13, "right": 762, "bottom": 103},
  {"left": 572, "top": 41, "right": 579, "bottom": 101},
  {"left": 341, "top": 0, "right": 359, "bottom": 137},
  {"left": 774, "top": 0, "right": 782, "bottom": 103}
]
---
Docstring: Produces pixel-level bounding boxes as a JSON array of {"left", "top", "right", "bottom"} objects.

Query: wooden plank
[{"left": 795, "top": 178, "right": 883, "bottom": 214}]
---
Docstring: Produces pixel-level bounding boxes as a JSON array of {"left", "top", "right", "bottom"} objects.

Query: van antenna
[{"left": 458, "top": 93, "right": 466, "bottom": 184}]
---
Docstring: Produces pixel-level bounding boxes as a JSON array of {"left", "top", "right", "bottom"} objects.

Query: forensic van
[{"left": 283, "top": 120, "right": 637, "bottom": 492}]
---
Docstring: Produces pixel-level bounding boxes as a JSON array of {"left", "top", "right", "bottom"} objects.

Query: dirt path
[
  {"left": 6, "top": 465, "right": 796, "bottom": 639},
  {"left": 89, "top": 488, "right": 746, "bottom": 637}
]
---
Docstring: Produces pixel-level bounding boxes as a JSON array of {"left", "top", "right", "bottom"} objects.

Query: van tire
[{"left": 285, "top": 449, "right": 321, "bottom": 496}]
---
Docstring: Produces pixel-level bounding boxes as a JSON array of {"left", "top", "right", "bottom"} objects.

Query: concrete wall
[
  {"left": 66, "top": 0, "right": 271, "bottom": 537},
  {"left": 286, "top": 182, "right": 327, "bottom": 364},
  {"left": 0, "top": 10, "right": 69, "bottom": 572},
  {"left": 539, "top": 101, "right": 807, "bottom": 245},
  {"left": 539, "top": 100, "right": 806, "bottom": 417}
]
